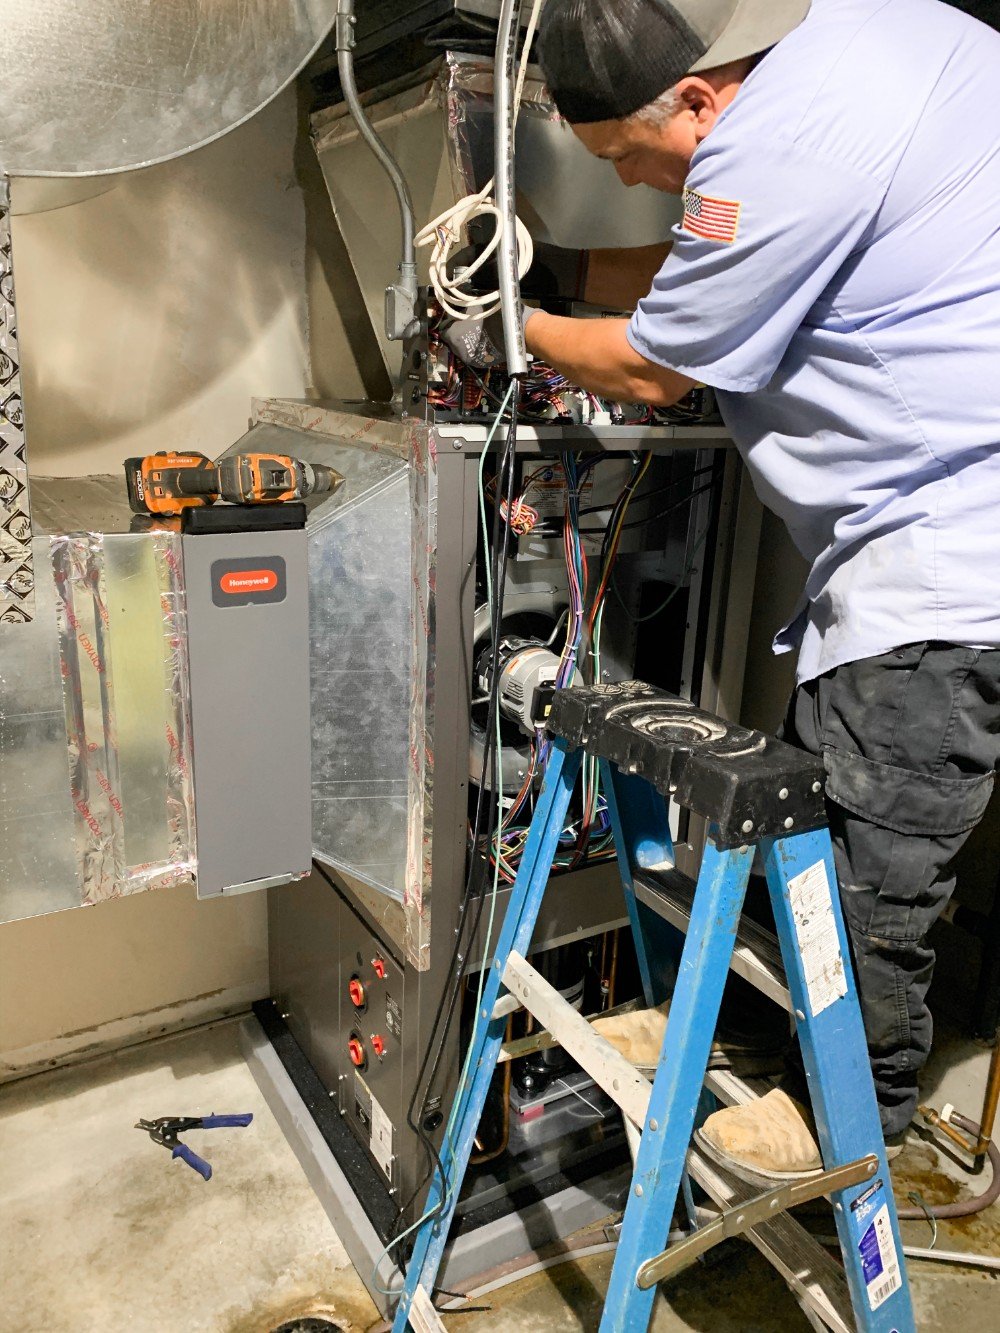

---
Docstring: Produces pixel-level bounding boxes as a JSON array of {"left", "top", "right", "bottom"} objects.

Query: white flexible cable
[{"left": 416, "top": 0, "right": 544, "bottom": 320}]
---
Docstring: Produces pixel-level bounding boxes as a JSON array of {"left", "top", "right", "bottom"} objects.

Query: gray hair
[{"left": 629, "top": 86, "right": 681, "bottom": 128}]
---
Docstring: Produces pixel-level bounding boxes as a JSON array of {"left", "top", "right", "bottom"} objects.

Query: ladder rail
[
  {"left": 762, "top": 832, "right": 913, "bottom": 1329},
  {"left": 602, "top": 762, "right": 677, "bottom": 1007},
  {"left": 391, "top": 742, "right": 582, "bottom": 1332},
  {"left": 597, "top": 833, "right": 756, "bottom": 1332}
]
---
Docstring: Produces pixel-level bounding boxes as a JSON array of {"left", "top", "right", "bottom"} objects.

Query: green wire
[{"left": 368, "top": 381, "right": 516, "bottom": 1295}]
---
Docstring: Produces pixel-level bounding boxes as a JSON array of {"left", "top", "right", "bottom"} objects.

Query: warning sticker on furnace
[
  {"left": 354, "top": 1071, "right": 393, "bottom": 1180},
  {"left": 370, "top": 1091, "right": 394, "bottom": 1180},
  {"left": 787, "top": 860, "right": 847, "bottom": 1016}
]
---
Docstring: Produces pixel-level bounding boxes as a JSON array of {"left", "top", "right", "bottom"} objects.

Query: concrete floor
[
  {"left": 2, "top": 1017, "right": 998, "bottom": 1332},
  {"left": 0, "top": 1020, "right": 379, "bottom": 1333}
]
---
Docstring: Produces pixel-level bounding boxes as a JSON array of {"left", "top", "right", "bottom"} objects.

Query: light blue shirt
[{"left": 628, "top": 0, "right": 1000, "bottom": 684}]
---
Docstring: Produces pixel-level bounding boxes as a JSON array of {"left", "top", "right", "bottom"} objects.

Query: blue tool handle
[
  {"left": 172, "top": 1142, "right": 212, "bottom": 1180},
  {"left": 198, "top": 1113, "right": 253, "bottom": 1129}
]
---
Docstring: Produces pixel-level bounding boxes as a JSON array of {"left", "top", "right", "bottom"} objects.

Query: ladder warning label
[
  {"left": 851, "top": 1180, "right": 902, "bottom": 1310},
  {"left": 858, "top": 1204, "right": 902, "bottom": 1310},
  {"left": 787, "top": 860, "right": 847, "bottom": 1016}
]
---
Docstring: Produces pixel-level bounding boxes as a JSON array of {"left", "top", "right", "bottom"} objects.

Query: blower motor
[{"left": 475, "top": 634, "right": 561, "bottom": 737}]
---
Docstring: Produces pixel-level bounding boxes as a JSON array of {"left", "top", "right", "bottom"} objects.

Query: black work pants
[{"left": 782, "top": 642, "right": 1000, "bottom": 1136}]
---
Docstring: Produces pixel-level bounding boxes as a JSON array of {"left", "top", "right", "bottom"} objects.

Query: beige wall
[
  {"left": 15, "top": 92, "right": 309, "bottom": 477},
  {"left": 0, "top": 90, "right": 309, "bottom": 1076},
  {"left": 0, "top": 888, "right": 268, "bottom": 1079}
]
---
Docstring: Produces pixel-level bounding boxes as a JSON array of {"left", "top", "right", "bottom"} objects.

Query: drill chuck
[{"left": 299, "top": 461, "right": 338, "bottom": 496}]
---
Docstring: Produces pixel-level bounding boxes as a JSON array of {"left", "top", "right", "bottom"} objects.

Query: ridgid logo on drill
[{"left": 211, "top": 556, "right": 286, "bottom": 607}]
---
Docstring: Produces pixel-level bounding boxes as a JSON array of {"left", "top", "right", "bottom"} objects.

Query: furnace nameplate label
[{"left": 355, "top": 1071, "right": 393, "bottom": 1180}]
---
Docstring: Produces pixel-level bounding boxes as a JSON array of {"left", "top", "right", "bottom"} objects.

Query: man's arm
[{"left": 524, "top": 312, "right": 697, "bottom": 408}]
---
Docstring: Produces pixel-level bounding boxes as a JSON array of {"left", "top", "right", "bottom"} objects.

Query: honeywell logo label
[
  {"left": 211, "top": 556, "right": 286, "bottom": 607},
  {"left": 219, "top": 570, "right": 279, "bottom": 594}
]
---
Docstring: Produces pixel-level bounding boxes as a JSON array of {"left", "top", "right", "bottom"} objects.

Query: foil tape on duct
[{"left": 49, "top": 532, "right": 196, "bottom": 907}]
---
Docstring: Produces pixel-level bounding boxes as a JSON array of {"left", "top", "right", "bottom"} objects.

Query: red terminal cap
[
  {"left": 371, "top": 1034, "right": 386, "bottom": 1058},
  {"left": 348, "top": 978, "right": 366, "bottom": 1009},
  {"left": 372, "top": 957, "right": 387, "bottom": 980},
  {"left": 348, "top": 1037, "right": 366, "bottom": 1068}
]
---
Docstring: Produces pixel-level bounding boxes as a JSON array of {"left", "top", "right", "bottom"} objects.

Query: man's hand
[
  {"left": 525, "top": 313, "right": 697, "bottom": 409},
  {"left": 440, "top": 305, "right": 697, "bottom": 412}
]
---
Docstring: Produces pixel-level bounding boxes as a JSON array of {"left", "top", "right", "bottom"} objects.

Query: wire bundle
[
  {"left": 427, "top": 329, "right": 718, "bottom": 428},
  {"left": 484, "top": 464, "right": 549, "bottom": 536},
  {"left": 415, "top": 0, "right": 544, "bottom": 322},
  {"left": 484, "top": 453, "right": 653, "bottom": 885}
]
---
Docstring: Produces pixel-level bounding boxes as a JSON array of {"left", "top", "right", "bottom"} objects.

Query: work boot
[
  {"left": 591, "top": 1002, "right": 787, "bottom": 1076},
  {"left": 695, "top": 1088, "right": 905, "bottom": 1184},
  {"left": 591, "top": 1002, "right": 672, "bottom": 1068},
  {"left": 592, "top": 1002, "right": 789, "bottom": 1082}
]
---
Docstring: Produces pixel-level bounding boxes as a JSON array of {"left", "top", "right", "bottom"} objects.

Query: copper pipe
[
  {"left": 918, "top": 1037, "right": 1000, "bottom": 1160},
  {"left": 607, "top": 928, "right": 621, "bottom": 1009},
  {"left": 918, "top": 1104, "right": 981, "bottom": 1156},
  {"left": 899, "top": 1110, "right": 1000, "bottom": 1220},
  {"left": 470, "top": 1016, "right": 512, "bottom": 1166},
  {"left": 976, "top": 1038, "right": 1000, "bottom": 1155}
]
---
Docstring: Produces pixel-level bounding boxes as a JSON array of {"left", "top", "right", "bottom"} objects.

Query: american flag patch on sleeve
[{"left": 682, "top": 189, "right": 742, "bottom": 244}]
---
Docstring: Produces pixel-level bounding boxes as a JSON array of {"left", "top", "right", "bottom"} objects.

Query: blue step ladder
[{"left": 393, "top": 682, "right": 915, "bottom": 1333}]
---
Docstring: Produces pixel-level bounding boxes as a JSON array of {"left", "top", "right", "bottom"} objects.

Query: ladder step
[
  {"left": 686, "top": 1144, "right": 854, "bottom": 1333},
  {"left": 621, "top": 1075, "right": 854, "bottom": 1332},
  {"left": 408, "top": 1284, "right": 447, "bottom": 1333},
  {"left": 705, "top": 1066, "right": 775, "bottom": 1108},
  {"left": 497, "top": 998, "right": 643, "bottom": 1064},
  {"left": 502, "top": 952, "right": 652, "bottom": 1128},
  {"left": 635, "top": 869, "right": 791, "bottom": 1011}
]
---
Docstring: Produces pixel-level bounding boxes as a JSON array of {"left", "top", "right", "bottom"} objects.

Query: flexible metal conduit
[
  {"left": 494, "top": 0, "right": 528, "bottom": 375},
  {"left": 334, "top": 0, "right": 418, "bottom": 340}
]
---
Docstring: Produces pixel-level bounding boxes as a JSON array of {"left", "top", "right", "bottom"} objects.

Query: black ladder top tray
[{"left": 546, "top": 683, "right": 827, "bottom": 848}]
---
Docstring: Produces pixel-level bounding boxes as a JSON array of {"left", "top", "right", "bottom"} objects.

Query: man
[{"left": 453, "top": 0, "right": 1000, "bottom": 1180}]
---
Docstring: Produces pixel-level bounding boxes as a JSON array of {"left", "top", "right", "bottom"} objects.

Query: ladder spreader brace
[{"left": 394, "top": 682, "right": 916, "bottom": 1333}]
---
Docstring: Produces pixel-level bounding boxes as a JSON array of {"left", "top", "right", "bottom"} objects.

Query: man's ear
[{"left": 675, "top": 76, "right": 721, "bottom": 135}]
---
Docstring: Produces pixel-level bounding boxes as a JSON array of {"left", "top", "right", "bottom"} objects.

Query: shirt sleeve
[{"left": 627, "top": 135, "right": 886, "bottom": 392}]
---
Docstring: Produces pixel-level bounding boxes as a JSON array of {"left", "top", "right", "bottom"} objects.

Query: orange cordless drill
[{"left": 124, "top": 451, "right": 342, "bottom": 517}]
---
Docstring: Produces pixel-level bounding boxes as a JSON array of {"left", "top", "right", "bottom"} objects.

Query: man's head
[{"left": 538, "top": 0, "right": 810, "bottom": 194}]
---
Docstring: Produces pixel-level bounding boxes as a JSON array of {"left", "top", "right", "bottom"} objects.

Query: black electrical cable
[
  {"left": 576, "top": 482, "right": 716, "bottom": 536},
  {"left": 389, "top": 388, "right": 523, "bottom": 1254},
  {"left": 574, "top": 466, "right": 716, "bottom": 518},
  {"left": 610, "top": 470, "right": 724, "bottom": 623},
  {"left": 404, "top": 393, "right": 521, "bottom": 1203}
]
